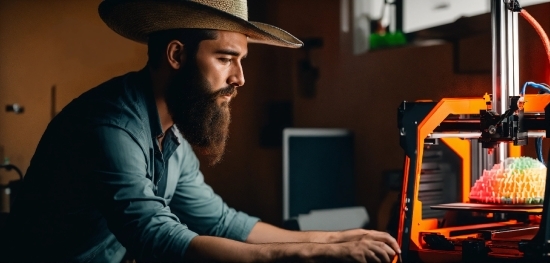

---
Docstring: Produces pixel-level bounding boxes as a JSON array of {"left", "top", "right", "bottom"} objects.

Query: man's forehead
[{"left": 203, "top": 30, "right": 248, "bottom": 55}]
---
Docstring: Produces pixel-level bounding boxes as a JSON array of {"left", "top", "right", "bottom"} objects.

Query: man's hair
[{"left": 147, "top": 28, "right": 218, "bottom": 69}]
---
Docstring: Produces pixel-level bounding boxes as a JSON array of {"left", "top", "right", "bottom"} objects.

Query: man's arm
[
  {"left": 246, "top": 222, "right": 401, "bottom": 255},
  {"left": 246, "top": 221, "right": 336, "bottom": 243},
  {"left": 183, "top": 235, "right": 397, "bottom": 262},
  {"left": 168, "top": 140, "right": 259, "bottom": 241},
  {"left": 167, "top": 136, "right": 399, "bottom": 261}
]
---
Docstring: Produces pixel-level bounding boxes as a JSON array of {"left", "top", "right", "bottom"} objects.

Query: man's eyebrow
[{"left": 215, "top": 49, "right": 248, "bottom": 58}]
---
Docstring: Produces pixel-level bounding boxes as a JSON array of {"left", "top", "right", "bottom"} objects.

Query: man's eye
[{"left": 218, "top": 58, "right": 231, "bottom": 64}]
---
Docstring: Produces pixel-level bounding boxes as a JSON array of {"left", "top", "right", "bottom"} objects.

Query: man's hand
[
  {"left": 333, "top": 239, "right": 397, "bottom": 263},
  {"left": 331, "top": 229, "right": 401, "bottom": 256}
]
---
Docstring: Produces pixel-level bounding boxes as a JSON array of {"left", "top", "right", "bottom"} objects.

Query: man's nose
[{"left": 228, "top": 63, "right": 245, "bottom": 87}]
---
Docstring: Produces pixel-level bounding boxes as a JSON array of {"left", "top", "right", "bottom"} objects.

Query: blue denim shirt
[{"left": 1, "top": 70, "right": 259, "bottom": 262}]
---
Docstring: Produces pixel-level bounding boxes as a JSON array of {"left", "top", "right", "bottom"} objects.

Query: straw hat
[{"left": 98, "top": 0, "right": 303, "bottom": 48}]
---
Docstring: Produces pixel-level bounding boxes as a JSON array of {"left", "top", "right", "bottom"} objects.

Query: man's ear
[{"left": 166, "top": 40, "right": 186, "bottom": 70}]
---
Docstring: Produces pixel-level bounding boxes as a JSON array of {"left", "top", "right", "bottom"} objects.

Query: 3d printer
[{"left": 397, "top": 1, "right": 550, "bottom": 262}]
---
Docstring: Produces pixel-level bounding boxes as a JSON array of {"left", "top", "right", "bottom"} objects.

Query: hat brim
[{"left": 98, "top": 0, "right": 303, "bottom": 48}]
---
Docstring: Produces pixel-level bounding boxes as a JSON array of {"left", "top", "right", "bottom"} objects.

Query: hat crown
[
  {"left": 98, "top": 0, "right": 302, "bottom": 48},
  {"left": 190, "top": 0, "right": 248, "bottom": 20}
]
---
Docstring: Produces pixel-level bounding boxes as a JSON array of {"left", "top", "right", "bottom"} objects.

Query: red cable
[{"left": 520, "top": 9, "right": 550, "bottom": 68}]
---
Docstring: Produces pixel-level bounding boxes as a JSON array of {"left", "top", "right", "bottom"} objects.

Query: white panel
[
  {"left": 369, "top": 0, "right": 386, "bottom": 20},
  {"left": 403, "top": 0, "right": 489, "bottom": 33},
  {"left": 403, "top": 0, "right": 550, "bottom": 34},
  {"left": 296, "top": 207, "right": 369, "bottom": 231},
  {"left": 353, "top": 0, "right": 371, "bottom": 54},
  {"left": 520, "top": 0, "right": 550, "bottom": 6}
]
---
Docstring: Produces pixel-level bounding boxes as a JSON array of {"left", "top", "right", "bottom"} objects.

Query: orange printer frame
[{"left": 396, "top": 94, "right": 550, "bottom": 262}]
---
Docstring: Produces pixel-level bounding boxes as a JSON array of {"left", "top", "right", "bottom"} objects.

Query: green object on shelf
[
  {"left": 369, "top": 31, "right": 407, "bottom": 50},
  {"left": 387, "top": 31, "right": 407, "bottom": 46},
  {"left": 369, "top": 33, "right": 385, "bottom": 50}
]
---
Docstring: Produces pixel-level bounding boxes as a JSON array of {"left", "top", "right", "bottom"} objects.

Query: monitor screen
[{"left": 283, "top": 128, "right": 355, "bottom": 220}]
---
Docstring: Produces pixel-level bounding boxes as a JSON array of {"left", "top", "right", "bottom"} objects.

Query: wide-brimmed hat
[{"left": 98, "top": 0, "right": 303, "bottom": 48}]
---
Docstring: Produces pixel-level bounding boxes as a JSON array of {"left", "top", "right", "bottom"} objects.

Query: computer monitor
[{"left": 283, "top": 128, "right": 355, "bottom": 220}]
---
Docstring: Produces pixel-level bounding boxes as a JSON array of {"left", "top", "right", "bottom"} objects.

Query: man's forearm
[
  {"left": 184, "top": 235, "right": 337, "bottom": 262},
  {"left": 246, "top": 222, "right": 337, "bottom": 244},
  {"left": 245, "top": 222, "right": 401, "bottom": 257},
  {"left": 184, "top": 236, "right": 261, "bottom": 262}
]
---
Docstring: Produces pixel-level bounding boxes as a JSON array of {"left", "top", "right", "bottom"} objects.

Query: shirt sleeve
[
  {"left": 168, "top": 140, "right": 260, "bottom": 242},
  {"left": 85, "top": 125, "right": 198, "bottom": 261}
]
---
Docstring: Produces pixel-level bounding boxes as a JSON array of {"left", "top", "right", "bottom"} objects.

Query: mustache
[{"left": 212, "top": 85, "right": 237, "bottom": 99}]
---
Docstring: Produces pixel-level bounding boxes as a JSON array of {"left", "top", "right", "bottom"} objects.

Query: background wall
[
  {"left": 0, "top": 0, "right": 549, "bottom": 229},
  {"left": 0, "top": 0, "right": 147, "bottom": 181}
]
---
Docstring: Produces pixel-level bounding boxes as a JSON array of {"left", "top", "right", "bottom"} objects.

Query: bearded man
[{"left": 0, "top": 0, "right": 400, "bottom": 262}]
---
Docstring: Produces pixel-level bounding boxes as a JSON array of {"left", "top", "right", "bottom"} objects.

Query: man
[{"left": 0, "top": 0, "right": 400, "bottom": 262}]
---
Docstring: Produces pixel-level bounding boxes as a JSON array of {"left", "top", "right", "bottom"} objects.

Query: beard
[{"left": 165, "top": 57, "right": 237, "bottom": 166}]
